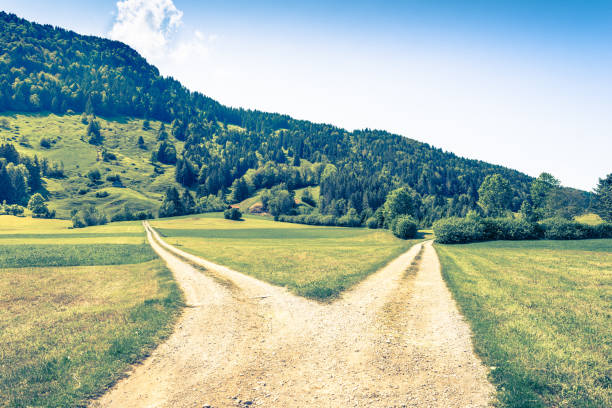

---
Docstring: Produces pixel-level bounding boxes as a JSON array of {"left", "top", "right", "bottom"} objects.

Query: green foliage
[
  {"left": 39, "top": 137, "right": 51, "bottom": 149},
  {"left": 71, "top": 205, "right": 108, "bottom": 228},
  {"left": 366, "top": 216, "right": 379, "bottom": 229},
  {"left": 434, "top": 215, "right": 611, "bottom": 243},
  {"left": 539, "top": 217, "right": 596, "bottom": 240},
  {"left": 110, "top": 205, "right": 153, "bottom": 222},
  {"left": 196, "top": 194, "right": 227, "bottom": 213},
  {"left": 594, "top": 173, "right": 612, "bottom": 222},
  {"left": 277, "top": 213, "right": 337, "bottom": 226},
  {"left": 159, "top": 186, "right": 183, "bottom": 218},
  {"left": 337, "top": 208, "right": 362, "bottom": 227},
  {"left": 300, "top": 188, "right": 316, "bottom": 207},
  {"left": 262, "top": 188, "right": 295, "bottom": 217},
  {"left": 224, "top": 207, "right": 242, "bottom": 220},
  {"left": 477, "top": 174, "right": 512, "bottom": 217},
  {"left": 530, "top": 172, "right": 560, "bottom": 209},
  {"left": 86, "top": 118, "right": 102, "bottom": 145},
  {"left": 481, "top": 218, "right": 540, "bottom": 241},
  {"left": 433, "top": 217, "right": 486, "bottom": 244},
  {"left": 382, "top": 187, "right": 420, "bottom": 227},
  {"left": 392, "top": 216, "right": 418, "bottom": 239},
  {"left": 0, "top": 11, "right": 592, "bottom": 226},
  {"left": 137, "top": 135, "right": 145, "bottom": 148},
  {"left": 0, "top": 202, "right": 25, "bottom": 216},
  {"left": 86, "top": 168, "right": 101, "bottom": 183},
  {"left": 230, "top": 177, "right": 251, "bottom": 203},
  {"left": 27, "top": 193, "right": 53, "bottom": 218},
  {"left": 152, "top": 140, "right": 177, "bottom": 164}
]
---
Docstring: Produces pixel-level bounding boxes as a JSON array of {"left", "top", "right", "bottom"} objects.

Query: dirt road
[{"left": 92, "top": 223, "right": 493, "bottom": 407}]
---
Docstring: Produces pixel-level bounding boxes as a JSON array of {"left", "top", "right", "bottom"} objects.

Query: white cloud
[{"left": 109, "top": 0, "right": 188, "bottom": 62}]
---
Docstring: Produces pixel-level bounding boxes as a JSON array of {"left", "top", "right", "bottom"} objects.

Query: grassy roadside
[
  {"left": 151, "top": 213, "right": 423, "bottom": 300},
  {"left": 436, "top": 240, "right": 612, "bottom": 408},
  {"left": 0, "top": 216, "right": 183, "bottom": 407}
]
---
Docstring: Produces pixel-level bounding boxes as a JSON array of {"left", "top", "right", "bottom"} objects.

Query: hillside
[{"left": 0, "top": 11, "right": 585, "bottom": 224}]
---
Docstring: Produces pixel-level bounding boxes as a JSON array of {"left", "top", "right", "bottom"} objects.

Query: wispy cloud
[{"left": 109, "top": 0, "right": 211, "bottom": 68}]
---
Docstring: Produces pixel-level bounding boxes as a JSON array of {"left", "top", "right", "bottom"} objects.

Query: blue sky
[{"left": 3, "top": 0, "right": 611, "bottom": 190}]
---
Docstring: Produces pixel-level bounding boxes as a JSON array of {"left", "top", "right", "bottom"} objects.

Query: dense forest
[{"left": 0, "top": 12, "right": 593, "bottom": 225}]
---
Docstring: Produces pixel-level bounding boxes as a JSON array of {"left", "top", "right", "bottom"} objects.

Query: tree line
[{"left": 1, "top": 12, "right": 599, "bottom": 227}]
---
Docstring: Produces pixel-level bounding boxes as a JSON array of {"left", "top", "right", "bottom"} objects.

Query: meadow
[
  {"left": 0, "top": 113, "right": 183, "bottom": 218},
  {"left": 436, "top": 239, "right": 612, "bottom": 408},
  {"left": 0, "top": 216, "right": 182, "bottom": 407},
  {"left": 151, "top": 212, "right": 425, "bottom": 299}
]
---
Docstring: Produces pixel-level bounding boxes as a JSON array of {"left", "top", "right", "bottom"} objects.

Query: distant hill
[{"left": 1, "top": 11, "right": 587, "bottom": 224}]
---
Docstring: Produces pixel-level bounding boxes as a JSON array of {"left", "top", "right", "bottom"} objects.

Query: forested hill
[{"left": 0, "top": 11, "right": 544, "bottom": 224}]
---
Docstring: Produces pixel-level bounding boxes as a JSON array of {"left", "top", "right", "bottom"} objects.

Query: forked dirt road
[{"left": 92, "top": 222, "right": 493, "bottom": 407}]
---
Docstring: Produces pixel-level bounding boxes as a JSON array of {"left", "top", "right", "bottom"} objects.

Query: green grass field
[
  {"left": 0, "top": 216, "right": 182, "bottom": 407},
  {"left": 436, "top": 239, "right": 612, "bottom": 408},
  {"left": 151, "top": 212, "right": 423, "bottom": 299},
  {"left": 574, "top": 213, "right": 605, "bottom": 225},
  {"left": 0, "top": 113, "right": 186, "bottom": 218}
]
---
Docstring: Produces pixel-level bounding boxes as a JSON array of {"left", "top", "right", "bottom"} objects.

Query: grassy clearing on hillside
[
  {"left": 151, "top": 213, "right": 421, "bottom": 299},
  {"left": 0, "top": 260, "right": 182, "bottom": 407},
  {"left": 0, "top": 113, "right": 186, "bottom": 218},
  {"left": 0, "top": 215, "right": 182, "bottom": 407},
  {"left": 436, "top": 240, "right": 612, "bottom": 408},
  {"left": 574, "top": 213, "right": 604, "bottom": 225}
]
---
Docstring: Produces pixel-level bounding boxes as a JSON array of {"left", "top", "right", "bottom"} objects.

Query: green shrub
[
  {"left": 277, "top": 213, "right": 337, "bottom": 226},
  {"left": 71, "top": 205, "right": 108, "bottom": 228},
  {"left": 540, "top": 218, "right": 595, "bottom": 240},
  {"left": 482, "top": 218, "right": 540, "bottom": 241},
  {"left": 392, "top": 216, "right": 417, "bottom": 239},
  {"left": 39, "top": 137, "right": 52, "bottom": 149},
  {"left": 337, "top": 209, "right": 361, "bottom": 227},
  {"left": 0, "top": 203, "right": 25, "bottom": 216},
  {"left": 433, "top": 217, "right": 486, "bottom": 244},
  {"left": 366, "top": 217, "right": 379, "bottom": 229},
  {"left": 87, "top": 168, "right": 101, "bottom": 183},
  {"left": 223, "top": 207, "right": 242, "bottom": 220},
  {"left": 593, "top": 223, "right": 612, "bottom": 238}
]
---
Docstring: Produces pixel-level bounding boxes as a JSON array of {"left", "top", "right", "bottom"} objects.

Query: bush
[
  {"left": 111, "top": 205, "right": 154, "bottom": 222},
  {"left": 540, "top": 218, "right": 595, "bottom": 240},
  {"left": 87, "top": 168, "right": 101, "bottom": 183},
  {"left": 366, "top": 217, "right": 379, "bottom": 229},
  {"left": 434, "top": 215, "right": 611, "bottom": 244},
  {"left": 95, "top": 190, "right": 110, "bottom": 198},
  {"left": 195, "top": 195, "right": 227, "bottom": 213},
  {"left": 593, "top": 223, "right": 612, "bottom": 238},
  {"left": 277, "top": 213, "right": 337, "bottom": 226},
  {"left": 39, "top": 137, "right": 51, "bottom": 149},
  {"left": 106, "top": 173, "right": 122, "bottom": 186},
  {"left": 482, "top": 218, "right": 540, "bottom": 241},
  {"left": 27, "top": 193, "right": 54, "bottom": 218},
  {"left": 224, "top": 207, "right": 242, "bottom": 220},
  {"left": 71, "top": 206, "right": 108, "bottom": 228},
  {"left": 433, "top": 217, "right": 486, "bottom": 244},
  {"left": 0, "top": 203, "right": 25, "bottom": 216},
  {"left": 392, "top": 216, "right": 418, "bottom": 239},
  {"left": 337, "top": 209, "right": 362, "bottom": 227},
  {"left": 102, "top": 150, "right": 116, "bottom": 161}
]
